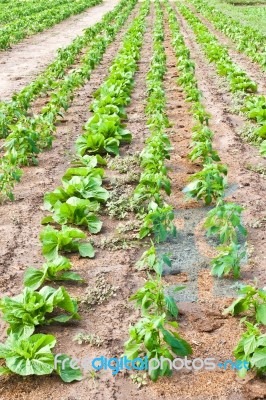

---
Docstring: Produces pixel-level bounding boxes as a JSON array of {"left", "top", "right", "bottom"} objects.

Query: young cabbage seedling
[{"left": 24, "top": 256, "right": 84, "bottom": 291}]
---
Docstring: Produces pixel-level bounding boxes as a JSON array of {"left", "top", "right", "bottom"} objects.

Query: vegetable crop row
[
  {"left": 124, "top": 1, "right": 192, "bottom": 382},
  {"left": 75, "top": 2, "right": 149, "bottom": 158},
  {"left": 0, "top": 0, "right": 82, "bottom": 24},
  {"left": 0, "top": 0, "right": 150, "bottom": 381},
  {"left": 0, "top": 0, "right": 138, "bottom": 202},
  {"left": 166, "top": 0, "right": 247, "bottom": 283},
  {"left": 187, "top": 0, "right": 266, "bottom": 72},
  {"left": 165, "top": 0, "right": 266, "bottom": 376},
  {"left": 176, "top": 1, "right": 266, "bottom": 157},
  {"left": 176, "top": 2, "right": 257, "bottom": 95},
  {"left": 0, "top": 0, "right": 135, "bottom": 138},
  {"left": 0, "top": 0, "right": 102, "bottom": 50}
]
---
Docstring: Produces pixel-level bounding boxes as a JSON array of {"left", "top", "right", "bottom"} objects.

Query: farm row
[
  {"left": 205, "top": 0, "right": 266, "bottom": 35},
  {"left": 177, "top": 0, "right": 266, "bottom": 157},
  {"left": 0, "top": 0, "right": 265, "bottom": 398},
  {"left": 0, "top": 0, "right": 102, "bottom": 50}
]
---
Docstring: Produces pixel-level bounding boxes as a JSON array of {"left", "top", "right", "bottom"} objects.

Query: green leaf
[
  {"left": 53, "top": 286, "right": 79, "bottom": 316},
  {"left": 56, "top": 354, "right": 83, "bottom": 383},
  {"left": 124, "top": 344, "right": 141, "bottom": 360},
  {"left": 59, "top": 271, "right": 84, "bottom": 282},
  {"left": 251, "top": 348, "right": 266, "bottom": 369},
  {"left": 244, "top": 335, "right": 257, "bottom": 355},
  {"left": 224, "top": 298, "right": 248, "bottom": 316},
  {"left": 78, "top": 242, "right": 95, "bottom": 258},
  {"left": 256, "top": 304, "right": 266, "bottom": 325},
  {"left": 9, "top": 324, "right": 35, "bottom": 338},
  {"left": 41, "top": 215, "right": 54, "bottom": 225},
  {"left": 149, "top": 359, "right": 160, "bottom": 382},
  {"left": 86, "top": 214, "right": 102, "bottom": 234},
  {"left": 165, "top": 296, "right": 178, "bottom": 318},
  {"left": 23, "top": 268, "right": 46, "bottom": 290},
  {"left": 161, "top": 328, "right": 192, "bottom": 356},
  {"left": 104, "top": 138, "right": 119, "bottom": 155}
]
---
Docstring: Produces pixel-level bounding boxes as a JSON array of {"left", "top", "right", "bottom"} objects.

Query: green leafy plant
[
  {"left": 42, "top": 197, "right": 102, "bottom": 234},
  {"left": 189, "top": 138, "right": 220, "bottom": 163},
  {"left": 204, "top": 201, "right": 247, "bottom": 243},
  {"left": 135, "top": 244, "right": 172, "bottom": 275},
  {"left": 0, "top": 286, "right": 80, "bottom": 337},
  {"left": 0, "top": 333, "right": 56, "bottom": 377},
  {"left": 224, "top": 283, "right": 266, "bottom": 325},
  {"left": 139, "top": 203, "right": 177, "bottom": 243},
  {"left": 44, "top": 175, "right": 109, "bottom": 210},
  {"left": 124, "top": 313, "right": 192, "bottom": 381},
  {"left": 242, "top": 95, "right": 266, "bottom": 125},
  {"left": 211, "top": 243, "right": 246, "bottom": 279},
  {"left": 183, "top": 163, "right": 228, "bottom": 205},
  {"left": 0, "top": 333, "right": 83, "bottom": 382},
  {"left": 0, "top": 160, "right": 22, "bottom": 202},
  {"left": 129, "top": 276, "right": 183, "bottom": 319},
  {"left": 24, "top": 256, "right": 84, "bottom": 290},
  {"left": 40, "top": 225, "right": 95, "bottom": 261},
  {"left": 233, "top": 322, "right": 266, "bottom": 377},
  {"left": 188, "top": 125, "right": 220, "bottom": 163},
  {"left": 76, "top": 118, "right": 128, "bottom": 156}
]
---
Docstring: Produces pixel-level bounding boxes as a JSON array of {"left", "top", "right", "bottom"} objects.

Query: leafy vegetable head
[
  {"left": 0, "top": 333, "right": 56, "bottom": 376},
  {"left": 24, "top": 256, "right": 83, "bottom": 291},
  {"left": 40, "top": 225, "right": 95, "bottom": 260},
  {"left": 0, "top": 333, "right": 83, "bottom": 382},
  {"left": 0, "top": 286, "right": 80, "bottom": 337}
]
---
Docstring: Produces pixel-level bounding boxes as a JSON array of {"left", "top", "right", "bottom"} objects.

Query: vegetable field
[{"left": 0, "top": 0, "right": 265, "bottom": 399}]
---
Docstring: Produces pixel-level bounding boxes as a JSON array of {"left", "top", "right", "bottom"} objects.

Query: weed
[
  {"left": 73, "top": 332, "right": 104, "bottom": 347},
  {"left": 82, "top": 274, "right": 118, "bottom": 308},
  {"left": 107, "top": 154, "right": 140, "bottom": 173},
  {"left": 130, "top": 372, "right": 148, "bottom": 388}
]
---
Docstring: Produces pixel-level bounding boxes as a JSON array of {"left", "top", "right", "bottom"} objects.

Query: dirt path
[
  {"left": 0, "top": 0, "right": 120, "bottom": 101},
  {"left": 187, "top": 3, "right": 266, "bottom": 94}
]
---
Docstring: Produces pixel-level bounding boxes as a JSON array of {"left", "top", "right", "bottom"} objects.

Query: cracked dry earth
[{"left": 0, "top": 2, "right": 266, "bottom": 400}]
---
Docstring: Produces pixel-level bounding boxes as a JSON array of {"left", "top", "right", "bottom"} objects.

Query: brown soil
[
  {"left": 0, "top": 0, "right": 120, "bottom": 101},
  {"left": 0, "top": 2, "right": 266, "bottom": 400}
]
